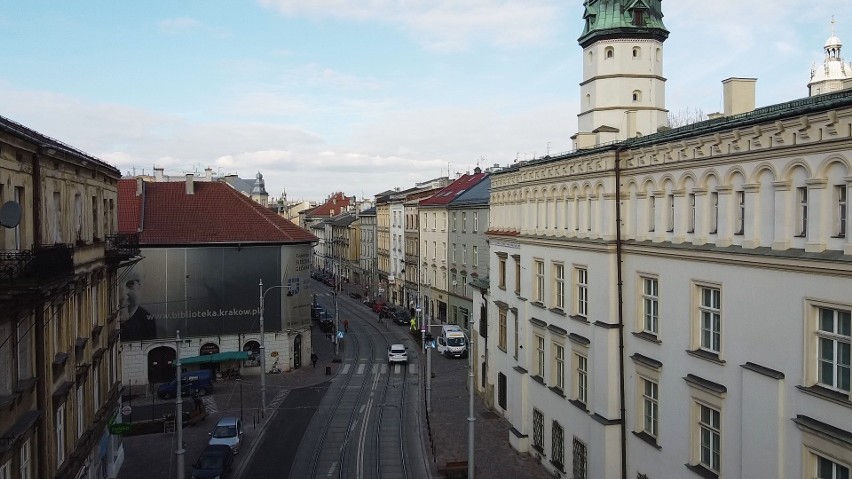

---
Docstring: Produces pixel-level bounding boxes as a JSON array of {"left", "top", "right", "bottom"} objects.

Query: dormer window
[{"left": 633, "top": 9, "right": 646, "bottom": 26}]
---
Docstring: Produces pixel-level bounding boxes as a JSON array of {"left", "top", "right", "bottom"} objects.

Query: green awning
[{"left": 180, "top": 351, "right": 249, "bottom": 365}]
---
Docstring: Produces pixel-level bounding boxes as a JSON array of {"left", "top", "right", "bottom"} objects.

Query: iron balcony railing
[{"left": 0, "top": 244, "right": 74, "bottom": 285}]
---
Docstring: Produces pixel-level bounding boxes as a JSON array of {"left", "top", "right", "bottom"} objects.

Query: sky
[{"left": 1, "top": 1, "right": 850, "bottom": 202}]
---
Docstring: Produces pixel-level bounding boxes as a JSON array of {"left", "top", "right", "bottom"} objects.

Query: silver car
[
  {"left": 388, "top": 344, "right": 408, "bottom": 364},
  {"left": 208, "top": 417, "right": 243, "bottom": 454}
]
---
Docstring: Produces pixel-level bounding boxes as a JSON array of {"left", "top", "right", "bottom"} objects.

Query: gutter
[{"left": 615, "top": 145, "right": 627, "bottom": 479}]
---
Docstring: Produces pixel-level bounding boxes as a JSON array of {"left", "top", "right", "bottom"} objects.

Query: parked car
[
  {"left": 208, "top": 417, "right": 243, "bottom": 454},
  {"left": 191, "top": 444, "right": 233, "bottom": 479},
  {"left": 387, "top": 344, "right": 408, "bottom": 364},
  {"left": 348, "top": 291, "right": 362, "bottom": 300},
  {"left": 311, "top": 305, "right": 324, "bottom": 321},
  {"left": 318, "top": 310, "right": 335, "bottom": 332},
  {"left": 390, "top": 310, "right": 410, "bottom": 325},
  {"left": 158, "top": 370, "right": 214, "bottom": 399}
]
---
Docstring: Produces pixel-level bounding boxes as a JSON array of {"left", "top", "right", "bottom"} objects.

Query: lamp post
[
  {"left": 237, "top": 378, "right": 243, "bottom": 421},
  {"left": 467, "top": 336, "right": 475, "bottom": 479},
  {"left": 258, "top": 279, "right": 290, "bottom": 416},
  {"left": 175, "top": 330, "right": 185, "bottom": 479}
]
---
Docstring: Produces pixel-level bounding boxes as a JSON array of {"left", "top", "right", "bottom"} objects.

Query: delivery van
[
  {"left": 436, "top": 325, "right": 468, "bottom": 358},
  {"left": 158, "top": 369, "right": 214, "bottom": 399}
]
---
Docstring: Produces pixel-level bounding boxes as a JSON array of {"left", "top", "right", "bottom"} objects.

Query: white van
[{"left": 437, "top": 325, "right": 468, "bottom": 358}]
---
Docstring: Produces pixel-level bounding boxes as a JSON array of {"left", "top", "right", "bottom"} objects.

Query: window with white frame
[
  {"left": 462, "top": 212, "right": 467, "bottom": 232},
  {"left": 534, "top": 259, "right": 545, "bottom": 303},
  {"left": 572, "top": 437, "right": 588, "bottom": 479},
  {"left": 641, "top": 378, "right": 659, "bottom": 439},
  {"left": 514, "top": 256, "right": 521, "bottom": 294},
  {"left": 473, "top": 245, "right": 478, "bottom": 267},
  {"left": 0, "top": 460, "right": 9, "bottom": 479},
  {"left": 533, "top": 408, "right": 544, "bottom": 451},
  {"left": 710, "top": 192, "right": 719, "bottom": 234},
  {"left": 699, "top": 285, "right": 721, "bottom": 354},
  {"left": 586, "top": 197, "right": 592, "bottom": 231},
  {"left": 535, "top": 334, "right": 545, "bottom": 378},
  {"left": 648, "top": 195, "right": 656, "bottom": 232},
  {"left": 452, "top": 212, "right": 457, "bottom": 231},
  {"left": 836, "top": 185, "right": 847, "bottom": 238},
  {"left": 552, "top": 421, "right": 565, "bottom": 468},
  {"left": 461, "top": 244, "right": 466, "bottom": 264},
  {"left": 499, "top": 257, "right": 507, "bottom": 288},
  {"left": 642, "top": 277, "right": 659, "bottom": 335},
  {"left": 667, "top": 194, "right": 675, "bottom": 232},
  {"left": 76, "top": 384, "right": 84, "bottom": 438},
  {"left": 473, "top": 211, "right": 479, "bottom": 232},
  {"left": 443, "top": 242, "right": 447, "bottom": 261},
  {"left": 797, "top": 186, "right": 809, "bottom": 237},
  {"left": 575, "top": 353, "right": 588, "bottom": 405},
  {"left": 554, "top": 343, "right": 565, "bottom": 390},
  {"left": 432, "top": 241, "right": 437, "bottom": 260},
  {"left": 814, "top": 452, "right": 851, "bottom": 479},
  {"left": 576, "top": 267, "right": 588, "bottom": 317},
  {"left": 554, "top": 263, "right": 565, "bottom": 310},
  {"left": 817, "top": 307, "right": 851, "bottom": 394},
  {"left": 498, "top": 309, "right": 507, "bottom": 351},
  {"left": 688, "top": 193, "right": 696, "bottom": 233},
  {"left": 513, "top": 311, "right": 519, "bottom": 359},
  {"left": 19, "top": 439, "right": 31, "bottom": 479},
  {"left": 735, "top": 190, "right": 745, "bottom": 235},
  {"left": 432, "top": 212, "right": 437, "bottom": 230},
  {"left": 452, "top": 243, "right": 456, "bottom": 262},
  {"left": 56, "top": 403, "right": 66, "bottom": 466},
  {"left": 697, "top": 403, "right": 721, "bottom": 474}
]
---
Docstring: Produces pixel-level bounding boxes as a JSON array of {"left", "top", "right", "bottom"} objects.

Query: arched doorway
[
  {"left": 293, "top": 334, "right": 302, "bottom": 369},
  {"left": 243, "top": 340, "right": 260, "bottom": 367},
  {"left": 147, "top": 346, "right": 176, "bottom": 384},
  {"left": 199, "top": 342, "right": 220, "bottom": 356}
]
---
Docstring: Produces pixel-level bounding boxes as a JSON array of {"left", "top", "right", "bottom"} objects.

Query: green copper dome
[{"left": 578, "top": 0, "right": 668, "bottom": 48}]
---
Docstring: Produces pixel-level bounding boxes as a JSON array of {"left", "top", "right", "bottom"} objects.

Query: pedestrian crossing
[
  {"left": 338, "top": 361, "right": 418, "bottom": 376},
  {"left": 201, "top": 396, "right": 217, "bottom": 414},
  {"left": 268, "top": 389, "right": 290, "bottom": 411}
]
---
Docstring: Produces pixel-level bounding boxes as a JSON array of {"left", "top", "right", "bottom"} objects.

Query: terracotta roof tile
[
  {"left": 419, "top": 173, "right": 488, "bottom": 207},
  {"left": 117, "top": 179, "right": 316, "bottom": 245}
]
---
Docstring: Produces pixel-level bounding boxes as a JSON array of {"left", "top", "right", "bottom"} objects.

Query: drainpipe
[{"left": 615, "top": 145, "right": 627, "bottom": 479}]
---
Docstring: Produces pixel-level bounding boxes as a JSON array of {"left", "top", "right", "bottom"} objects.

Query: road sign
[
  {"left": 336, "top": 331, "right": 344, "bottom": 339},
  {"left": 109, "top": 423, "right": 131, "bottom": 435},
  {"left": 121, "top": 405, "right": 132, "bottom": 416}
]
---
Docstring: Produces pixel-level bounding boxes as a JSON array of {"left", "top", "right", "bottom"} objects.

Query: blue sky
[{"left": 1, "top": 1, "right": 849, "bottom": 202}]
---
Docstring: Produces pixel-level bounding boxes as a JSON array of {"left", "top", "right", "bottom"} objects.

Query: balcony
[
  {"left": 0, "top": 244, "right": 74, "bottom": 287},
  {"left": 105, "top": 233, "right": 140, "bottom": 261}
]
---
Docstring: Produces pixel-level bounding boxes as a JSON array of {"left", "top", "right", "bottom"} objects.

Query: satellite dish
[{"left": 0, "top": 201, "right": 22, "bottom": 228}]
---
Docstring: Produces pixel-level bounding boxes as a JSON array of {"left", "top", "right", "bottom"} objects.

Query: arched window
[
  {"left": 632, "top": 47, "right": 641, "bottom": 58},
  {"left": 586, "top": 93, "right": 591, "bottom": 106},
  {"left": 588, "top": 51, "right": 593, "bottom": 63},
  {"left": 605, "top": 46, "right": 614, "bottom": 59},
  {"left": 656, "top": 48, "right": 661, "bottom": 62},
  {"left": 632, "top": 90, "right": 642, "bottom": 102}
]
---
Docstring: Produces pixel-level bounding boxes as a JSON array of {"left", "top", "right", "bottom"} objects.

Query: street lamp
[
  {"left": 237, "top": 378, "right": 243, "bottom": 421},
  {"left": 258, "top": 279, "right": 290, "bottom": 416}
]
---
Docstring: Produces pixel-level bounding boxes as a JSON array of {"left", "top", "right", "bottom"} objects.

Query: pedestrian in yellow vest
[{"left": 409, "top": 317, "right": 417, "bottom": 332}]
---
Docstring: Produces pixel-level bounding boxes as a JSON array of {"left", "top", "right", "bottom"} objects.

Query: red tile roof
[
  {"left": 419, "top": 173, "right": 488, "bottom": 207},
  {"left": 118, "top": 179, "right": 317, "bottom": 245},
  {"left": 305, "top": 192, "right": 352, "bottom": 218}
]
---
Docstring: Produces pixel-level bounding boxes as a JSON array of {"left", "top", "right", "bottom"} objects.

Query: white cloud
[{"left": 257, "top": 0, "right": 562, "bottom": 51}]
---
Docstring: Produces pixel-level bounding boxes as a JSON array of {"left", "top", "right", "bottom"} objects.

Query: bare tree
[{"left": 666, "top": 107, "right": 708, "bottom": 129}]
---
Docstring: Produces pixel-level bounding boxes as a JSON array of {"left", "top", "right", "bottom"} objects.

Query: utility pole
[
  {"left": 258, "top": 280, "right": 267, "bottom": 416},
  {"left": 175, "top": 330, "right": 185, "bottom": 479},
  {"left": 468, "top": 336, "right": 475, "bottom": 479}
]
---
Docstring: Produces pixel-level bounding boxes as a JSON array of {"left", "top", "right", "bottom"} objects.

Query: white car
[
  {"left": 208, "top": 417, "right": 243, "bottom": 454},
  {"left": 387, "top": 344, "right": 408, "bottom": 364}
]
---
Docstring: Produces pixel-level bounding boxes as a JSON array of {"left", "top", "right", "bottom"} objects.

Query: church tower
[
  {"left": 808, "top": 17, "right": 852, "bottom": 96},
  {"left": 574, "top": 0, "right": 669, "bottom": 147}
]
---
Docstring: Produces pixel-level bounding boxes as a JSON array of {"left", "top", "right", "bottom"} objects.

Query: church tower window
[
  {"left": 605, "top": 46, "right": 614, "bottom": 59},
  {"left": 632, "top": 90, "right": 642, "bottom": 102},
  {"left": 633, "top": 47, "right": 641, "bottom": 58},
  {"left": 633, "top": 9, "right": 646, "bottom": 27}
]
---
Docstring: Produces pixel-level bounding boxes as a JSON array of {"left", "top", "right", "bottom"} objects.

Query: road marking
[
  {"left": 371, "top": 364, "right": 379, "bottom": 374},
  {"left": 341, "top": 363, "right": 351, "bottom": 374},
  {"left": 409, "top": 363, "right": 417, "bottom": 375},
  {"left": 380, "top": 363, "right": 388, "bottom": 375},
  {"left": 394, "top": 364, "right": 401, "bottom": 374},
  {"left": 327, "top": 461, "right": 337, "bottom": 475},
  {"left": 356, "top": 363, "right": 366, "bottom": 375}
]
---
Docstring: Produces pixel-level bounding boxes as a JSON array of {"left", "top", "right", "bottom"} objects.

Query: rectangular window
[
  {"left": 498, "top": 372, "right": 507, "bottom": 410},
  {"left": 462, "top": 212, "right": 467, "bottom": 232},
  {"left": 56, "top": 403, "right": 66, "bottom": 466},
  {"left": 459, "top": 307, "right": 469, "bottom": 330},
  {"left": 76, "top": 385, "right": 84, "bottom": 438},
  {"left": 667, "top": 194, "right": 675, "bottom": 232},
  {"left": 554, "top": 344, "right": 565, "bottom": 390},
  {"left": 816, "top": 454, "right": 850, "bottom": 479},
  {"left": 554, "top": 263, "right": 565, "bottom": 310},
  {"left": 586, "top": 198, "right": 592, "bottom": 232},
  {"left": 576, "top": 268, "right": 588, "bottom": 317},
  {"left": 534, "top": 260, "right": 545, "bottom": 303},
  {"left": 642, "top": 378, "right": 659, "bottom": 438},
  {"left": 452, "top": 212, "right": 457, "bottom": 231},
  {"left": 797, "top": 186, "right": 809, "bottom": 237},
  {"left": 14, "top": 187, "right": 24, "bottom": 250},
  {"left": 576, "top": 354, "right": 588, "bottom": 405},
  {"left": 514, "top": 257, "right": 521, "bottom": 295},
  {"left": 699, "top": 286, "right": 721, "bottom": 353},
  {"left": 532, "top": 408, "right": 544, "bottom": 451},
  {"left": 710, "top": 192, "right": 719, "bottom": 234},
  {"left": 432, "top": 212, "right": 437, "bottom": 231},
  {"left": 513, "top": 312, "right": 519, "bottom": 359},
  {"left": 735, "top": 190, "right": 745, "bottom": 235},
  {"left": 535, "top": 334, "right": 545, "bottom": 378},
  {"left": 836, "top": 185, "right": 847, "bottom": 238},
  {"left": 433, "top": 241, "right": 437, "bottom": 260},
  {"left": 642, "top": 277, "right": 659, "bottom": 335},
  {"left": 462, "top": 245, "right": 466, "bottom": 264},
  {"left": 452, "top": 243, "right": 456, "bottom": 262},
  {"left": 498, "top": 310, "right": 507, "bottom": 351},
  {"left": 473, "top": 245, "right": 478, "bottom": 267},
  {"left": 648, "top": 195, "right": 656, "bottom": 232},
  {"left": 19, "top": 439, "right": 31, "bottom": 479},
  {"left": 552, "top": 421, "right": 565, "bottom": 468},
  {"left": 17, "top": 317, "right": 32, "bottom": 379},
  {"left": 572, "top": 437, "right": 588, "bottom": 479},
  {"left": 473, "top": 211, "right": 479, "bottom": 232},
  {"left": 688, "top": 193, "right": 696, "bottom": 233},
  {"left": 0, "top": 460, "right": 8, "bottom": 479},
  {"left": 499, "top": 257, "right": 507, "bottom": 288},
  {"left": 818, "top": 307, "right": 851, "bottom": 393},
  {"left": 698, "top": 404, "right": 721, "bottom": 473}
]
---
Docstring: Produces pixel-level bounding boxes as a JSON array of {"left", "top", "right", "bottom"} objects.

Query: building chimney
[
  {"left": 154, "top": 167, "right": 164, "bottom": 182},
  {"left": 722, "top": 77, "right": 757, "bottom": 116},
  {"left": 205, "top": 167, "right": 213, "bottom": 180},
  {"left": 136, "top": 178, "right": 143, "bottom": 196},
  {"left": 186, "top": 174, "right": 194, "bottom": 195}
]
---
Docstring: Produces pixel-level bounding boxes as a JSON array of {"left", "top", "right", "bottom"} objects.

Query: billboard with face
[{"left": 119, "top": 244, "right": 313, "bottom": 341}]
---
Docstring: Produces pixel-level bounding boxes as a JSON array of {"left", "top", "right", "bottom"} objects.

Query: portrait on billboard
[{"left": 119, "top": 268, "right": 157, "bottom": 341}]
